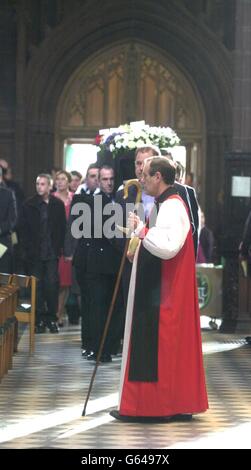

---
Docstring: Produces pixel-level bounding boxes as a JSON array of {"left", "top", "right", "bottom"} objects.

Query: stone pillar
[
  {"left": 26, "top": 125, "right": 55, "bottom": 196},
  {"left": 14, "top": 1, "right": 26, "bottom": 184},
  {"left": 221, "top": 0, "right": 251, "bottom": 333},
  {"left": 0, "top": 2, "right": 16, "bottom": 165},
  {"left": 233, "top": 0, "right": 251, "bottom": 152}
]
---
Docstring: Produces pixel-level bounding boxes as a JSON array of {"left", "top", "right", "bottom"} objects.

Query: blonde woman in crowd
[{"left": 54, "top": 170, "right": 74, "bottom": 326}]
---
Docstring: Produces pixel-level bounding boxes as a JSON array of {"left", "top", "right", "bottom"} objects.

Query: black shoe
[
  {"left": 82, "top": 349, "right": 90, "bottom": 358},
  {"left": 100, "top": 353, "right": 112, "bottom": 363},
  {"left": 87, "top": 352, "right": 96, "bottom": 361},
  {"left": 58, "top": 321, "right": 64, "bottom": 327},
  {"left": 35, "top": 321, "right": 46, "bottom": 334},
  {"left": 47, "top": 321, "right": 59, "bottom": 333},
  {"left": 109, "top": 410, "right": 192, "bottom": 423}
]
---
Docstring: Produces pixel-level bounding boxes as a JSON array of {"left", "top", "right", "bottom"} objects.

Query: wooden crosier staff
[{"left": 82, "top": 179, "right": 142, "bottom": 416}]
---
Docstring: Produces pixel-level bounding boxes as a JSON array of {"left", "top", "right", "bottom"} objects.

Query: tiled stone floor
[{"left": 0, "top": 324, "right": 251, "bottom": 449}]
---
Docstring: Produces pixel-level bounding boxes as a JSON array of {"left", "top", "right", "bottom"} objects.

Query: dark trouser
[
  {"left": 75, "top": 270, "right": 93, "bottom": 351},
  {"left": 0, "top": 250, "right": 13, "bottom": 274},
  {"left": 76, "top": 269, "right": 123, "bottom": 354},
  {"left": 27, "top": 259, "right": 59, "bottom": 325}
]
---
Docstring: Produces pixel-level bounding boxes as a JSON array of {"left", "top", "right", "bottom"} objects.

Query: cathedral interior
[{"left": 0, "top": 0, "right": 251, "bottom": 451}]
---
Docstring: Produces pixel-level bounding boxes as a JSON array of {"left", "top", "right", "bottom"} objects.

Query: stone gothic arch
[
  {"left": 55, "top": 40, "right": 205, "bottom": 192},
  {"left": 24, "top": 0, "right": 232, "bottom": 222}
]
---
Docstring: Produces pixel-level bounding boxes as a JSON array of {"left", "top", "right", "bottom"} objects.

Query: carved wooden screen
[
  {"left": 58, "top": 42, "right": 203, "bottom": 135},
  {"left": 65, "top": 56, "right": 125, "bottom": 128},
  {"left": 56, "top": 41, "right": 204, "bottom": 194}
]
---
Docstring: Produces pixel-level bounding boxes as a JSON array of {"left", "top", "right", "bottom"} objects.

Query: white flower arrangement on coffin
[{"left": 96, "top": 121, "right": 180, "bottom": 158}]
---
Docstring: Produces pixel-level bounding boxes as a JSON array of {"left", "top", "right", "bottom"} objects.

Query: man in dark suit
[
  {"left": 19, "top": 174, "right": 66, "bottom": 333},
  {"left": 173, "top": 182, "right": 199, "bottom": 254},
  {"left": 0, "top": 166, "right": 17, "bottom": 273},
  {"left": 239, "top": 210, "right": 251, "bottom": 277},
  {"left": 67, "top": 166, "right": 122, "bottom": 362},
  {"left": 75, "top": 163, "right": 100, "bottom": 195},
  {"left": 115, "top": 146, "right": 199, "bottom": 304},
  {"left": 0, "top": 160, "right": 25, "bottom": 216},
  {"left": 161, "top": 153, "right": 199, "bottom": 255},
  {"left": 115, "top": 146, "right": 161, "bottom": 302}
]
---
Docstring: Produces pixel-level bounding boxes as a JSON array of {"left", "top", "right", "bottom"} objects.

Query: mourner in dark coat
[
  {"left": 0, "top": 167, "right": 17, "bottom": 273},
  {"left": 239, "top": 210, "right": 251, "bottom": 277},
  {"left": 19, "top": 174, "right": 66, "bottom": 333},
  {"left": 66, "top": 166, "right": 123, "bottom": 362}
]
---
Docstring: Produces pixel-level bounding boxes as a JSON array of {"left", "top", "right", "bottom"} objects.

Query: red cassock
[
  {"left": 54, "top": 191, "right": 74, "bottom": 287},
  {"left": 118, "top": 193, "right": 208, "bottom": 417}
]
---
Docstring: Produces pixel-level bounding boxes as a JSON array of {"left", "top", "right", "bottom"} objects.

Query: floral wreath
[{"left": 95, "top": 121, "right": 180, "bottom": 158}]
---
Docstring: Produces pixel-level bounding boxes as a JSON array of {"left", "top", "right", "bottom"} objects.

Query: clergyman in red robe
[{"left": 111, "top": 157, "right": 208, "bottom": 422}]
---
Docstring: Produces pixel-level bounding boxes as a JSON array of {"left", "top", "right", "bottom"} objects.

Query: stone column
[
  {"left": 222, "top": 0, "right": 251, "bottom": 333},
  {"left": 233, "top": 0, "right": 251, "bottom": 152},
  {"left": 26, "top": 125, "right": 55, "bottom": 196},
  {"left": 14, "top": 1, "right": 26, "bottom": 184},
  {"left": 0, "top": 2, "right": 16, "bottom": 165}
]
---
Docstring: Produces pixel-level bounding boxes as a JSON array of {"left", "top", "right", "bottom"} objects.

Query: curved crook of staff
[{"left": 82, "top": 179, "right": 142, "bottom": 416}]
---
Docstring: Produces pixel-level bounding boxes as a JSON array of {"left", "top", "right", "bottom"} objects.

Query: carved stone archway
[
  {"left": 24, "top": 0, "right": 232, "bottom": 226},
  {"left": 55, "top": 40, "right": 205, "bottom": 195}
]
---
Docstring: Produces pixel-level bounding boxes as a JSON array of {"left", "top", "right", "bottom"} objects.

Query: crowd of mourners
[{"left": 0, "top": 146, "right": 217, "bottom": 363}]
